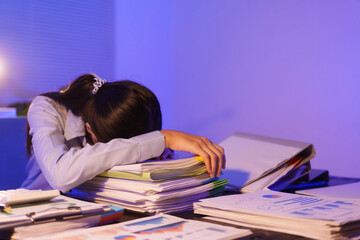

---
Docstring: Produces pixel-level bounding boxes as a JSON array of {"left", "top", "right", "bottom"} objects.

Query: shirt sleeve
[{"left": 28, "top": 96, "right": 165, "bottom": 193}]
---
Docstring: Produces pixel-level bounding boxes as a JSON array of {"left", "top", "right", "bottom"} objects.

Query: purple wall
[
  {"left": 115, "top": 0, "right": 360, "bottom": 178},
  {"left": 0, "top": 1, "right": 115, "bottom": 106}
]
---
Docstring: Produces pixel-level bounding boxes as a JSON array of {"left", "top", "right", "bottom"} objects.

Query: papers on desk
[
  {"left": 219, "top": 132, "right": 315, "bottom": 192},
  {"left": 297, "top": 181, "right": 360, "bottom": 200},
  {"left": 27, "top": 214, "right": 252, "bottom": 240},
  {"left": 194, "top": 190, "right": 360, "bottom": 240},
  {"left": 0, "top": 194, "right": 123, "bottom": 239},
  {"left": 68, "top": 157, "right": 228, "bottom": 214}
]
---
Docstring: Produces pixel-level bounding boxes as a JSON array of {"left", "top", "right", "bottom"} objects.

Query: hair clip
[{"left": 91, "top": 74, "right": 106, "bottom": 94}]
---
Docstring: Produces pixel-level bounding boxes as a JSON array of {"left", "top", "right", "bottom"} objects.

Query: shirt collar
[{"left": 64, "top": 109, "right": 85, "bottom": 140}]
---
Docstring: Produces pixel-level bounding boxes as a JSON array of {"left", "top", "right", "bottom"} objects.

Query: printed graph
[
  {"left": 136, "top": 221, "right": 185, "bottom": 235},
  {"left": 125, "top": 216, "right": 165, "bottom": 227},
  {"left": 274, "top": 196, "right": 323, "bottom": 205},
  {"left": 262, "top": 194, "right": 282, "bottom": 198}
]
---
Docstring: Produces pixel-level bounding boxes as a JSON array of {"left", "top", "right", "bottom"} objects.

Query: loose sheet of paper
[
  {"left": 297, "top": 181, "right": 360, "bottom": 200},
  {"left": 27, "top": 214, "right": 251, "bottom": 240}
]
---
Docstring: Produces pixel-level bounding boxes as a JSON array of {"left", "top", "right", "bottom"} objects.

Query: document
[
  {"left": 27, "top": 214, "right": 252, "bottom": 240},
  {"left": 297, "top": 181, "right": 360, "bottom": 200},
  {"left": 86, "top": 173, "right": 212, "bottom": 194},
  {"left": 194, "top": 190, "right": 360, "bottom": 239}
]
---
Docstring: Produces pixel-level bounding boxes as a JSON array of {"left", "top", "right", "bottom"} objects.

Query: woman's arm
[
  {"left": 29, "top": 97, "right": 225, "bottom": 192},
  {"left": 28, "top": 96, "right": 165, "bottom": 193}
]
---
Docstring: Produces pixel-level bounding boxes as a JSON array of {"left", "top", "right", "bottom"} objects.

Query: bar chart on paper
[{"left": 31, "top": 214, "right": 251, "bottom": 240}]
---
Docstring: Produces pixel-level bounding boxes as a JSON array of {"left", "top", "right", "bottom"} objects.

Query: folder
[
  {"left": 98, "top": 160, "right": 207, "bottom": 181},
  {"left": 219, "top": 131, "right": 315, "bottom": 192},
  {"left": 85, "top": 173, "right": 212, "bottom": 194}
]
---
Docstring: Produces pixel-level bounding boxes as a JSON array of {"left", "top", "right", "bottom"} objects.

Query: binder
[{"left": 219, "top": 131, "right": 315, "bottom": 192}]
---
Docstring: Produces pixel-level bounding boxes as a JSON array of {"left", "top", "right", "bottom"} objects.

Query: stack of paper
[
  {"left": 0, "top": 195, "right": 124, "bottom": 239},
  {"left": 194, "top": 190, "right": 360, "bottom": 239},
  {"left": 27, "top": 213, "right": 251, "bottom": 240},
  {"left": 69, "top": 156, "right": 228, "bottom": 214},
  {"left": 219, "top": 132, "right": 315, "bottom": 192}
]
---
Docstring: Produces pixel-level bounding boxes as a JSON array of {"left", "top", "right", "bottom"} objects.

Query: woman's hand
[{"left": 160, "top": 130, "right": 226, "bottom": 178}]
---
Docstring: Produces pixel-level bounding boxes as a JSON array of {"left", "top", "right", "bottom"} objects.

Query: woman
[{"left": 22, "top": 73, "right": 225, "bottom": 192}]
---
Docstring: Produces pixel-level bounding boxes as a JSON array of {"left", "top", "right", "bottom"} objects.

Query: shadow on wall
[{"left": 0, "top": 117, "right": 28, "bottom": 190}]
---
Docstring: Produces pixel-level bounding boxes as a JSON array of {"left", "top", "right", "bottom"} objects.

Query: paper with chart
[
  {"left": 194, "top": 190, "right": 360, "bottom": 239},
  {"left": 27, "top": 214, "right": 251, "bottom": 240},
  {"left": 195, "top": 190, "right": 360, "bottom": 224}
]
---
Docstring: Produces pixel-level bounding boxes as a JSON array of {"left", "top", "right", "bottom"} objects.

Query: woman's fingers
[
  {"left": 197, "top": 138, "right": 217, "bottom": 178},
  {"left": 212, "top": 142, "right": 226, "bottom": 174},
  {"left": 198, "top": 150, "right": 212, "bottom": 177},
  {"left": 198, "top": 137, "right": 224, "bottom": 177}
]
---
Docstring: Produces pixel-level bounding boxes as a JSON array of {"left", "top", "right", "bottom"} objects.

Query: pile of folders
[{"left": 68, "top": 156, "right": 228, "bottom": 214}]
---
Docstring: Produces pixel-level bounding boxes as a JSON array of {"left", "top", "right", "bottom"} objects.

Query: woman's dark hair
[{"left": 26, "top": 73, "right": 162, "bottom": 154}]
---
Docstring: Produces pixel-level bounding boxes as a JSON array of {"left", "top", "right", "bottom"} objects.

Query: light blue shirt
[{"left": 22, "top": 96, "right": 165, "bottom": 192}]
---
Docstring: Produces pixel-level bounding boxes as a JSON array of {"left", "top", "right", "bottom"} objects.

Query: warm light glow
[{"left": 0, "top": 58, "right": 5, "bottom": 80}]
